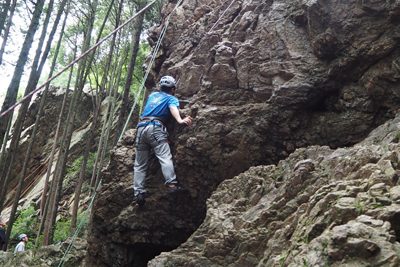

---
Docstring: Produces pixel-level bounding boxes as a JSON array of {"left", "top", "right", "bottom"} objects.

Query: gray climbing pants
[{"left": 133, "top": 124, "right": 177, "bottom": 196}]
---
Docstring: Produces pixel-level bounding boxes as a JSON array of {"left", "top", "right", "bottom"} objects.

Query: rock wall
[
  {"left": 0, "top": 238, "right": 87, "bottom": 267},
  {"left": 2, "top": 86, "right": 94, "bottom": 207},
  {"left": 87, "top": 0, "right": 400, "bottom": 266},
  {"left": 149, "top": 112, "right": 400, "bottom": 266}
]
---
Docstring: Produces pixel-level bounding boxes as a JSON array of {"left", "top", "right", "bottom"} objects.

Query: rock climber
[
  {"left": 0, "top": 217, "right": 7, "bottom": 251},
  {"left": 14, "top": 233, "right": 28, "bottom": 254},
  {"left": 133, "top": 75, "right": 192, "bottom": 206}
]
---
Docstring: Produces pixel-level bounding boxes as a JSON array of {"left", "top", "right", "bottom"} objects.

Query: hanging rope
[
  {"left": 116, "top": 0, "right": 185, "bottom": 145},
  {"left": 4, "top": 109, "right": 94, "bottom": 208},
  {"left": 0, "top": 0, "right": 159, "bottom": 120},
  {"left": 5, "top": 159, "right": 49, "bottom": 209},
  {"left": 57, "top": 0, "right": 184, "bottom": 265},
  {"left": 207, "top": 0, "right": 237, "bottom": 33},
  {"left": 57, "top": 180, "right": 100, "bottom": 267},
  {"left": 5, "top": 155, "right": 50, "bottom": 198}
]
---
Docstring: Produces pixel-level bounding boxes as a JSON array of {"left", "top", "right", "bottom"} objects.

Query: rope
[
  {"left": 4, "top": 109, "right": 93, "bottom": 201},
  {"left": 57, "top": 180, "right": 101, "bottom": 267},
  {"left": 5, "top": 151, "right": 52, "bottom": 196},
  {"left": 5, "top": 158, "right": 48, "bottom": 198},
  {"left": 74, "top": 114, "right": 94, "bottom": 133},
  {"left": 0, "top": 0, "right": 159, "bottom": 120},
  {"left": 4, "top": 108, "right": 92, "bottom": 207},
  {"left": 57, "top": 0, "right": 184, "bottom": 265},
  {"left": 21, "top": 161, "right": 48, "bottom": 197},
  {"left": 4, "top": 160, "right": 49, "bottom": 209},
  {"left": 207, "top": 0, "right": 236, "bottom": 33},
  {"left": 117, "top": 0, "right": 184, "bottom": 145}
]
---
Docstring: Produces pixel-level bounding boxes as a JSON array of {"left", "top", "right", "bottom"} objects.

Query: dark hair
[{"left": 161, "top": 86, "right": 175, "bottom": 93}]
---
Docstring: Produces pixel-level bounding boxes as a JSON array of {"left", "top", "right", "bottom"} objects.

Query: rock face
[
  {"left": 0, "top": 238, "right": 87, "bottom": 267},
  {"left": 87, "top": 0, "right": 400, "bottom": 266},
  {"left": 148, "top": 113, "right": 400, "bottom": 266},
  {"left": 2, "top": 86, "right": 93, "bottom": 207}
]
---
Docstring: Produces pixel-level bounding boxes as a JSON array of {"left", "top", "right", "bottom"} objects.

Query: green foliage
[
  {"left": 53, "top": 211, "right": 89, "bottom": 244},
  {"left": 16, "top": 83, "right": 27, "bottom": 102},
  {"left": 9, "top": 205, "right": 37, "bottom": 252},
  {"left": 16, "top": 91, "right": 23, "bottom": 102},
  {"left": 302, "top": 258, "right": 310, "bottom": 267},
  {"left": 355, "top": 202, "right": 363, "bottom": 213},
  {"left": 322, "top": 239, "right": 328, "bottom": 252},
  {"left": 372, "top": 202, "right": 383, "bottom": 209},
  {"left": 8, "top": 205, "right": 90, "bottom": 252},
  {"left": 278, "top": 253, "right": 287, "bottom": 266},
  {"left": 304, "top": 233, "right": 309, "bottom": 244},
  {"left": 68, "top": 152, "right": 97, "bottom": 177},
  {"left": 53, "top": 217, "right": 73, "bottom": 244}
]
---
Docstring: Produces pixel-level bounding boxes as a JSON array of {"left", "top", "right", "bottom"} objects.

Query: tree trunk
[
  {"left": 91, "top": 27, "right": 129, "bottom": 189},
  {"left": 0, "top": 110, "right": 10, "bottom": 167},
  {"left": 42, "top": 0, "right": 99, "bottom": 244},
  {"left": 0, "top": 0, "right": 45, "bottom": 144},
  {"left": 41, "top": 69, "right": 82, "bottom": 246},
  {"left": 113, "top": 1, "right": 146, "bottom": 146},
  {"left": 36, "top": 45, "right": 75, "bottom": 246},
  {"left": 0, "top": 0, "right": 11, "bottom": 35},
  {"left": 1, "top": 0, "right": 69, "bottom": 251},
  {"left": 39, "top": 0, "right": 71, "bottom": 216},
  {"left": 71, "top": 0, "right": 121, "bottom": 230},
  {"left": 0, "top": 0, "right": 46, "bottom": 212},
  {"left": 0, "top": 0, "right": 17, "bottom": 66}
]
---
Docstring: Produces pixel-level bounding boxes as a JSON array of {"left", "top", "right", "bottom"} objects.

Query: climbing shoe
[
  {"left": 136, "top": 193, "right": 146, "bottom": 206},
  {"left": 167, "top": 184, "right": 188, "bottom": 194}
]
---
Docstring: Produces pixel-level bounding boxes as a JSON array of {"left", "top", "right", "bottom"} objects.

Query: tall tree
[
  {"left": 39, "top": 0, "right": 71, "bottom": 217},
  {"left": 3, "top": 0, "right": 70, "bottom": 251},
  {"left": 0, "top": 0, "right": 54, "bottom": 213},
  {"left": 91, "top": 26, "right": 129, "bottom": 189},
  {"left": 0, "top": 0, "right": 46, "bottom": 212},
  {"left": 0, "top": 0, "right": 17, "bottom": 66},
  {"left": 41, "top": 55, "right": 84, "bottom": 246},
  {"left": 0, "top": 0, "right": 11, "bottom": 35},
  {"left": 42, "top": 0, "right": 102, "bottom": 244},
  {"left": 36, "top": 35, "right": 76, "bottom": 247},
  {"left": 0, "top": 111, "right": 11, "bottom": 169},
  {"left": 71, "top": 0, "right": 120, "bottom": 230},
  {"left": 113, "top": 0, "right": 146, "bottom": 146},
  {"left": 41, "top": 43, "right": 88, "bottom": 246}
]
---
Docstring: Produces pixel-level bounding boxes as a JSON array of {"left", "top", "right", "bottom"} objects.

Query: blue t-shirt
[{"left": 138, "top": 91, "right": 179, "bottom": 127}]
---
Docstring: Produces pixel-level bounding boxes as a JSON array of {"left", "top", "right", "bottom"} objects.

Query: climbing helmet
[{"left": 159, "top": 76, "right": 176, "bottom": 88}]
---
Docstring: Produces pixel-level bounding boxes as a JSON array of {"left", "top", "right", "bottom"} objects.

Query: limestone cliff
[{"left": 87, "top": 0, "right": 400, "bottom": 266}]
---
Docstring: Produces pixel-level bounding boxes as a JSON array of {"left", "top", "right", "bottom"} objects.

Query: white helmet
[
  {"left": 159, "top": 76, "right": 176, "bottom": 88},
  {"left": 18, "top": 234, "right": 27, "bottom": 241}
]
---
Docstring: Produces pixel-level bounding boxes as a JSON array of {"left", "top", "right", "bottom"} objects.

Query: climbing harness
[
  {"left": 140, "top": 116, "right": 165, "bottom": 125},
  {"left": 136, "top": 116, "right": 168, "bottom": 146}
]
